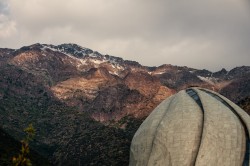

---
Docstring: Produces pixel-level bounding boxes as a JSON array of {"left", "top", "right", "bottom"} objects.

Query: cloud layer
[{"left": 0, "top": 0, "right": 250, "bottom": 71}]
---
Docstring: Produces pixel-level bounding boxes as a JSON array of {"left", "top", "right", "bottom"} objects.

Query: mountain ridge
[{"left": 0, "top": 43, "right": 249, "bottom": 165}]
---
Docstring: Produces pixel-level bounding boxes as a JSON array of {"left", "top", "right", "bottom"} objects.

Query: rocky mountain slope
[{"left": 0, "top": 43, "right": 249, "bottom": 165}]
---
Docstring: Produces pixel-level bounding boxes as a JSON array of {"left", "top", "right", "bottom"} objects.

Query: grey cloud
[
  {"left": 0, "top": 0, "right": 16, "bottom": 39},
  {"left": 1, "top": 0, "right": 250, "bottom": 71},
  {"left": 0, "top": 0, "right": 9, "bottom": 15}
]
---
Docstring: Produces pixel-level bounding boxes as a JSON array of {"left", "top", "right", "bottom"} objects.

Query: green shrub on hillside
[{"left": 12, "top": 124, "right": 35, "bottom": 166}]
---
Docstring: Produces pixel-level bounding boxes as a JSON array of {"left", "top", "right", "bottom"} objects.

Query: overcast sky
[{"left": 0, "top": 0, "right": 250, "bottom": 71}]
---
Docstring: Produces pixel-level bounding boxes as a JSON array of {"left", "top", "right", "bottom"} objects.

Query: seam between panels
[
  {"left": 199, "top": 89, "right": 250, "bottom": 166},
  {"left": 145, "top": 95, "right": 176, "bottom": 166},
  {"left": 186, "top": 88, "right": 205, "bottom": 165}
]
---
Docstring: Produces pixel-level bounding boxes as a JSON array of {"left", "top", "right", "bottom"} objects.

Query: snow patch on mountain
[
  {"left": 197, "top": 76, "right": 215, "bottom": 85},
  {"left": 108, "top": 71, "right": 119, "bottom": 76},
  {"left": 153, "top": 71, "right": 166, "bottom": 75},
  {"left": 41, "top": 44, "right": 128, "bottom": 73}
]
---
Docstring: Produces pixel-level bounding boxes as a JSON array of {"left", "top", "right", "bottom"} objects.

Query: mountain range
[{"left": 0, "top": 43, "right": 249, "bottom": 165}]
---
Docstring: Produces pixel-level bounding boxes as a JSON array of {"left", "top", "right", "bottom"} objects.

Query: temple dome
[{"left": 130, "top": 87, "right": 250, "bottom": 166}]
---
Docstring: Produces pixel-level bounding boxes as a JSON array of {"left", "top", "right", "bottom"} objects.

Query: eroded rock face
[
  {"left": 130, "top": 88, "right": 250, "bottom": 166},
  {"left": 0, "top": 43, "right": 175, "bottom": 122},
  {"left": 1, "top": 43, "right": 249, "bottom": 122}
]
